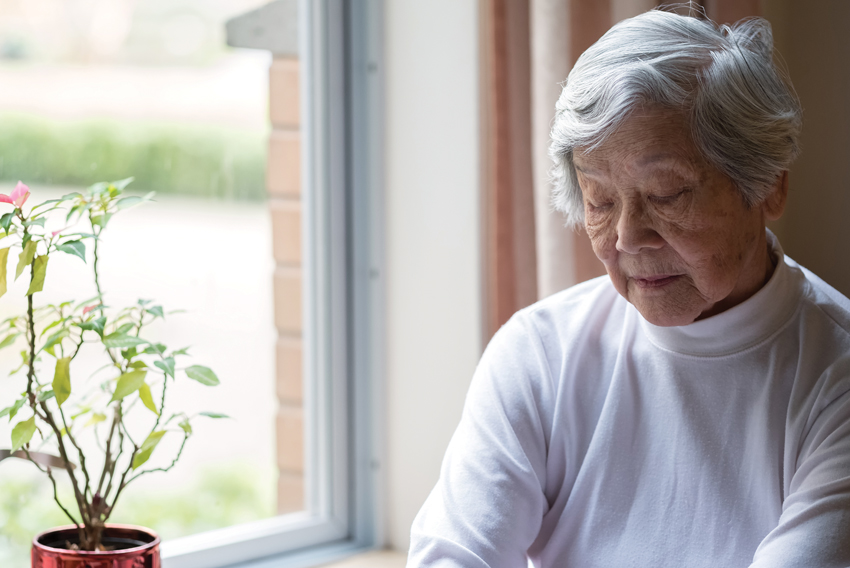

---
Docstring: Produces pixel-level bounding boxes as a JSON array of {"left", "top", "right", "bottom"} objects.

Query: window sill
[{"left": 317, "top": 550, "right": 407, "bottom": 568}]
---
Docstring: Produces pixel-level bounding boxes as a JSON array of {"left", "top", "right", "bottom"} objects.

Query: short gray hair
[{"left": 549, "top": 9, "right": 802, "bottom": 228}]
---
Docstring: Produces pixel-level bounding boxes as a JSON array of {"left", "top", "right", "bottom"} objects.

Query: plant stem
[
  {"left": 102, "top": 427, "right": 124, "bottom": 504},
  {"left": 58, "top": 405, "right": 93, "bottom": 505},
  {"left": 92, "top": 226, "right": 104, "bottom": 301},
  {"left": 128, "top": 431, "right": 189, "bottom": 484},
  {"left": 38, "top": 401, "right": 89, "bottom": 527},
  {"left": 96, "top": 406, "right": 120, "bottom": 496},
  {"left": 25, "top": 295, "right": 35, "bottom": 408},
  {"left": 108, "top": 445, "right": 138, "bottom": 513},
  {"left": 24, "top": 448, "right": 81, "bottom": 531}
]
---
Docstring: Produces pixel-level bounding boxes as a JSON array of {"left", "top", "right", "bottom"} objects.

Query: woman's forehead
[{"left": 574, "top": 110, "right": 706, "bottom": 180}]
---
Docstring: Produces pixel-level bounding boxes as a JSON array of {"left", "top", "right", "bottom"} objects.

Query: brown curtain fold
[{"left": 481, "top": 0, "right": 538, "bottom": 341}]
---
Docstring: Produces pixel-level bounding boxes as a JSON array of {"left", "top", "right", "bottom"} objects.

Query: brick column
[{"left": 268, "top": 56, "right": 304, "bottom": 513}]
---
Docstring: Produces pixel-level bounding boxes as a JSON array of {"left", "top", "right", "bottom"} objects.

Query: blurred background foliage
[{"left": 0, "top": 113, "right": 266, "bottom": 201}]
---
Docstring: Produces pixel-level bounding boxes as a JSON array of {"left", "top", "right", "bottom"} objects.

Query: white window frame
[{"left": 160, "top": 1, "right": 384, "bottom": 566}]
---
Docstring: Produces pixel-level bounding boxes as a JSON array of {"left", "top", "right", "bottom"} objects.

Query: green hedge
[{"left": 0, "top": 114, "right": 267, "bottom": 200}]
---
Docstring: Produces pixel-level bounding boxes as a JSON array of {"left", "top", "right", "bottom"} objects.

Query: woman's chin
[{"left": 627, "top": 293, "right": 702, "bottom": 327}]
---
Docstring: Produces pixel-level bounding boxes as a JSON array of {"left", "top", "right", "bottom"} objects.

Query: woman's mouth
[{"left": 633, "top": 275, "right": 681, "bottom": 288}]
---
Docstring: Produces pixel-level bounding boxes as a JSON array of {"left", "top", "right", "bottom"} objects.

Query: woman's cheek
[{"left": 585, "top": 209, "right": 617, "bottom": 261}]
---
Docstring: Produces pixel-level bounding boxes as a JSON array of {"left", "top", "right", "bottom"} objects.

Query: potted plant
[{"left": 0, "top": 179, "right": 227, "bottom": 566}]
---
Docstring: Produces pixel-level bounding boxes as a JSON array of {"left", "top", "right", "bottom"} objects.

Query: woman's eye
[
  {"left": 650, "top": 188, "right": 690, "bottom": 204},
  {"left": 586, "top": 200, "right": 613, "bottom": 212}
]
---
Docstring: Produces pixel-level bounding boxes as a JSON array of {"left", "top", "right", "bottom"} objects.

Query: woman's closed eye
[
  {"left": 649, "top": 187, "right": 691, "bottom": 205},
  {"left": 585, "top": 196, "right": 614, "bottom": 211}
]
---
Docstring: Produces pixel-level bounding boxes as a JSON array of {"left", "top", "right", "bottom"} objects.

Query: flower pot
[{"left": 31, "top": 524, "right": 161, "bottom": 568}]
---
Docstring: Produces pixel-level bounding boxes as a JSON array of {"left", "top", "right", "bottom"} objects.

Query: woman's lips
[{"left": 632, "top": 274, "right": 681, "bottom": 288}]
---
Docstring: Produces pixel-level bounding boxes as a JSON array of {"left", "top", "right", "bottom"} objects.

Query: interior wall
[
  {"left": 383, "top": 0, "right": 482, "bottom": 552},
  {"left": 763, "top": 0, "right": 850, "bottom": 295}
]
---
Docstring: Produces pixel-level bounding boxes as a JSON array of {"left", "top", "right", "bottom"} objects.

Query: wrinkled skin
[{"left": 573, "top": 108, "right": 788, "bottom": 327}]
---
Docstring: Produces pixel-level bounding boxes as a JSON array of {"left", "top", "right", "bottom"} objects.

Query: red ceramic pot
[{"left": 31, "top": 524, "right": 160, "bottom": 568}]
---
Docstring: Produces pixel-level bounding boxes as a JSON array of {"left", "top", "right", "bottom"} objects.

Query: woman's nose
[{"left": 615, "top": 202, "right": 663, "bottom": 254}]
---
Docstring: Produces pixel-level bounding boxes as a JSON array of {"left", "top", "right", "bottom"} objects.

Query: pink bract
[
  {"left": 0, "top": 181, "right": 30, "bottom": 208},
  {"left": 11, "top": 181, "right": 30, "bottom": 208}
]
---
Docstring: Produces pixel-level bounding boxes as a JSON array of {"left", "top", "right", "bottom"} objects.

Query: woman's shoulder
[
  {"left": 517, "top": 274, "right": 625, "bottom": 338},
  {"left": 485, "top": 274, "right": 628, "bottom": 372}
]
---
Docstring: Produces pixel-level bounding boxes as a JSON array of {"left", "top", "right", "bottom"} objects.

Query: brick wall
[{"left": 268, "top": 55, "right": 304, "bottom": 513}]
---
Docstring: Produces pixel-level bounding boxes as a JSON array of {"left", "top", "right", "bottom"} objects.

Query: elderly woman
[{"left": 408, "top": 9, "right": 850, "bottom": 568}]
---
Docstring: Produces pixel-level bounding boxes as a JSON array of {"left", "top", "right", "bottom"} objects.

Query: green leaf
[
  {"left": 77, "top": 316, "right": 106, "bottom": 336},
  {"left": 154, "top": 357, "right": 175, "bottom": 379},
  {"left": 129, "top": 360, "right": 147, "bottom": 369},
  {"left": 40, "top": 319, "right": 63, "bottom": 337},
  {"left": 0, "top": 332, "right": 18, "bottom": 350},
  {"left": 66, "top": 202, "right": 92, "bottom": 222},
  {"left": 53, "top": 357, "right": 71, "bottom": 407},
  {"left": 15, "top": 240, "right": 36, "bottom": 280},
  {"left": 90, "top": 213, "right": 112, "bottom": 228},
  {"left": 55, "top": 240, "right": 86, "bottom": 263},
  {"left": 0, "top": 212, "right": 14, "bottom": 234},
  {"left": 185, "top": 365, "right": 219, "bottom": 386},
  {"left": 26, "top": 255, "right": 48, "bottom": 295},
  {"left": 30, "top": 198, "right": 63, "bottom": 210},
  {"left": 138, "top": 383, "right": 159, "bottom": 415},
  {"left": 178, "top": 418, "right": 192, "bottom": 435},
  {"left": 22, "top": 218, "right": 46, "bottom": 228},
  {"left": 70, "top": 406, "right": 91, "bottom": 420},
  {"left": 116, "top": 323, "right": 135, "bottom": 335},
  {"left": 84, "top": 413, "right": 106, "bottom": 428},
  {"left": 121, "top": 347, "right": 138, "bottom": 360},
  {"left": 43, "top": 329, "right": 70, "bottom": 353},
  {"left": 102, "top": 333, "right": 148, "bottom": 349},
  {"left": 110, "top": 370, "right": 147, "bottom": 403},
  {"left": 87, "top": 181, "right": 109, "bottom": 195},
  {"left": 0, "top": 247, "right": 9, "bottom": 299},
  {"left": 112, "top": 177, "right": 135, "bottom": 191},
  {"left": 11, "top": 416, "right": 36, "bottom": 452},
  {"left": 0, "top": 398, "right": 25, "bottom": 421},
  {"left": 171, "top": 346, "right": 191, "bottom": 356},
  {"left": 146, "top": 305, "right": 164, "bottom": 319},
  {"left": 144, "top": 343, "right": 167, "bottom": 355},
  {"left": 199, "top": 412, "right": 230, "bottom": 419},
  {"left": 132, "top": 430, "right": 166, "bottom": 469},
  {"left": 37, "top": 389, "right": 55, "bottom": 402},
  {"left": 116, "top": 196, "right": 143, "bottom": 210}
]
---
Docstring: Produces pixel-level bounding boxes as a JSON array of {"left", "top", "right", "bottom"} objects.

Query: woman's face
[{"left": 573, "top": 108, "right": 782, "bottom": 327}]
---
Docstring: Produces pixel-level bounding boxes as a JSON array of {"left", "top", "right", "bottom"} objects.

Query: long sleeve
[
  {"left": 751, "top": 377, "right": 850, "bottom": 567},
  {"left": 407, "top": 315, "right": 555, "bottom": 568}
]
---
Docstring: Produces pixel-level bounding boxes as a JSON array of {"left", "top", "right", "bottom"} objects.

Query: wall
[
  {"left": 267, "top": 55, "right": 305, "bottom": 513},
  {"left": 763, "top": 0, "right": 850, "bottom": 295},
  {"left": 384, "top": 0, "right": 482, "bottom": 552}
]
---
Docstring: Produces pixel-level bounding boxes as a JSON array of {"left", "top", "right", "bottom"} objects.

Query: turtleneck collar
[{"left": 637, "top": 230, "right": 804, "bottom": 357}]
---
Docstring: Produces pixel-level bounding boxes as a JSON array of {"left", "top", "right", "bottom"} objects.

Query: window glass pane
[{"left": 0, "top": 1, "right": 304, "bottom": 565}]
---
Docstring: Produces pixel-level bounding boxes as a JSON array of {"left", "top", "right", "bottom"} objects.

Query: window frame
[{"left": 160, "top": 1, "right": 385, "bottom": 566}]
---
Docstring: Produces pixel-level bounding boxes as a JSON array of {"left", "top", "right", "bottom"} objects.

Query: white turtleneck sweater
[{"left": 408, "top": 236, "right": 850, "bottom": 568}]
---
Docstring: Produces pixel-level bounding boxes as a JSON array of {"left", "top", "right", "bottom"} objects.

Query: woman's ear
[{"left": 763, "top": 171, "right": 789, "bottom": 221}]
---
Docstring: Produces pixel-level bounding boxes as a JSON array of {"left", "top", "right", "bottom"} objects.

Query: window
[{"left": 0, "top": 0, "right": 383, "bottom": 566}]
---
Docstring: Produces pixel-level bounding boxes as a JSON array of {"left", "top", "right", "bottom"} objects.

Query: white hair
[{"left": 549, "top": 9, "right": 803, "bottom": 228}]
